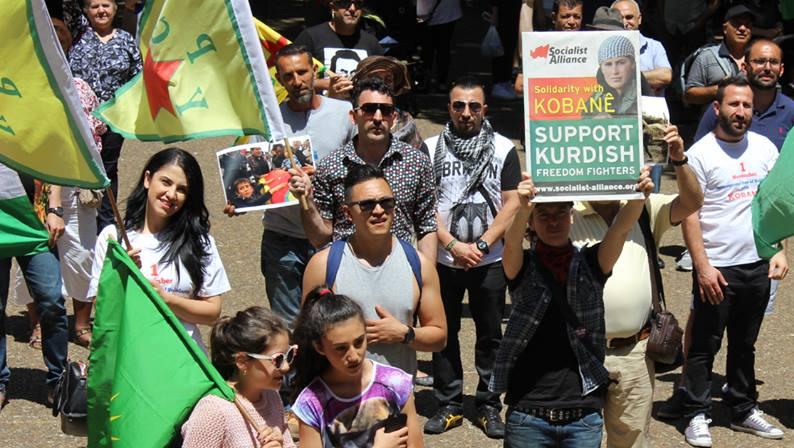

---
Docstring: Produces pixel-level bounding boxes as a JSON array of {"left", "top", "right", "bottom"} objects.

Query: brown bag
[
  {"left": 646, "top": 309, "right": 684, "bottom": 365},
  {"left": 637, "top": 208, "right": 684, "bottom": 368},
  {"left": 77, "top": 188, "right": 103, "bottom": 208}
]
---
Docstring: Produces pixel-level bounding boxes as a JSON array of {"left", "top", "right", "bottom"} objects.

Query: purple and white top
[{"left": 292, "top": 361, "right": 412, "bottom": 448}]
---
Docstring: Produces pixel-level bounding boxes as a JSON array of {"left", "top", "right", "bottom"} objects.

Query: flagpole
[
  {"left": 105, "top": 187, "right": 132, "bottom": 250},
  {"left": 283, "top": 138, "right": 309, "bottom": 210},
  {"left": 233, "top": 396, "right": 267, "bottom": 436}
]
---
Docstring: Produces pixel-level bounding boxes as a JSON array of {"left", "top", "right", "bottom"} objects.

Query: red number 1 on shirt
[
  {"left": 150, "top": 263, "right": 159, "bottom": 278},
  {"left": 739, "top": 162, "right": 746, "bottom": 173}
]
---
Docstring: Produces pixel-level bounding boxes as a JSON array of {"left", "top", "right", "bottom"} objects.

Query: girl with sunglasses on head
[
  {"left": 291, "top": 287, "right": 423, "bottom": 448},
  {"left": 182, "top": 307, "right": 295, "bottom": 447},
  {"left": 87, "top": 148, "right": 230, "bottom": 354}
]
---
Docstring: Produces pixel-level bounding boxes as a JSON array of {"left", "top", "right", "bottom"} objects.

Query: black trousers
[
  {"left": 96, "top": 130, "right": 124, "bottom": 232},
  {"left": 433, "top": 262, "right": 505, "bottom": 410},
  {"left": 682, "top": 260, "right": 770, "bottom": 421},
  {"left": 421, "top": 20, "right": 457, "bottom": 84},
  {"left": 491, "top": 0, "right": 521, "bottom": 84}
]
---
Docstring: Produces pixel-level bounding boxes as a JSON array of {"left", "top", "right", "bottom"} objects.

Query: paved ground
[{"left": 3, "top": 1, "right": 794, "bottom": 446}]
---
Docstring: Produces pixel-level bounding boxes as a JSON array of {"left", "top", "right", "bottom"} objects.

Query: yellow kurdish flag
[
  {"left": 254, "top": 19, "right": 325, "bottom": 104},
  {"left": 96, "top": 0, "right": 285, "bottom": 142},
  {"left": 0, "top": 0, "right": 107, "bottom": 189}
]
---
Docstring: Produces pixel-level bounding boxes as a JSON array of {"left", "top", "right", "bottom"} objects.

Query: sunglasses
[
  {"left": 356, "top": 103, "right": 396, "bottom": 116},
  {"left": 334, "top": 0, "right": 364, "bottom": 8},
  {"left": 451, "top": 101, "right": 483, "bottom": 113},
  {"left": 246, "top": 345, "right": 298, "bottom": 369},
  {"left": 348, "top": 197, "right": 396, "bottom": 214}
]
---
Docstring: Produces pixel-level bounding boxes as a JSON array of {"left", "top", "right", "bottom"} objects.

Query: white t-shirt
[
  {"left": 687, "top": 131, "right": 778, "bottom": 267},
  {"left": 88, "top": 226, "right": 231, "bottom": 352},
  {"left": 426, "top": 132, "right": 521, "bottom": 268}
]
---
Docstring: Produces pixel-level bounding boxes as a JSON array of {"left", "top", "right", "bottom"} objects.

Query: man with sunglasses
[
  {"left": 289, "top": 76, "right": 438, "bottom": 261},
  {"left": 295, "top": 0, "right": 383, "bottom": 98},
  {"left": 302, "top": 164, "right": 446, "bottom": 376},
  {"left": 422, "top": 76, "right": 521, "bottom": 439}
]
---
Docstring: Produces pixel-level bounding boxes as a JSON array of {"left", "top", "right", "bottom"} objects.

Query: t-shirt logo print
[{"left": 450, "top": 203, "right": 489, "bottom": 243}]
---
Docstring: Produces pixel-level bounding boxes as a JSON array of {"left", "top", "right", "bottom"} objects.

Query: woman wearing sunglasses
[{"left": 182, "top": 306, "right": 296, "bottom": 447}]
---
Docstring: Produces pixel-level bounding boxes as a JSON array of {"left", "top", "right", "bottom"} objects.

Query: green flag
[
  {"left": 0, "top": 164, "right": 49, "bottom": 258},
  {"left": 752, "top": 130, "right": 794, "bottom": 259},
  {"left": 87, "top": 240, "right": 234, "bottom": 447}
]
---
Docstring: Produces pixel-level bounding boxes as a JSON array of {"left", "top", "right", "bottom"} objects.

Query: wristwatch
[
  {"left": 46, "top": 206, "right": 64, "bottom": 218},
  {"left": 670, "top": 155, "right": 689, "bottom": 166},
  {"left": 402, "top": 326, "right": 415, "bottom": 345},
  {"left": 476, "top": 239, "right": 490, "bottom": 254}
]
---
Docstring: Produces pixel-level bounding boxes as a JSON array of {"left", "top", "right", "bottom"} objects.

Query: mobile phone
[{"left": 383, "top": 413, "right": 408, "bottom": 433}]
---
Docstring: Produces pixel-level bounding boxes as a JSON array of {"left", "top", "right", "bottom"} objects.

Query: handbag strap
[{"left": 637, "top": 206, "right": 666, "bottom": 314}]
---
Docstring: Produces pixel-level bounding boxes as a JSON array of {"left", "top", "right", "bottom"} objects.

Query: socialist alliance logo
[
  {"left": 530, "top": 44, "right": 588, "bottom": 64},
  {"left": 530, "top": 44, "right": 550, "bottom": 59}
]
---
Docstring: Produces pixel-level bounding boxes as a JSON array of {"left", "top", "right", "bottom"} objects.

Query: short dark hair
[
  {"left": 449, "top": 75, "right": 485, "bottom": 97},
  {"left": 343, "top": 163, "right": 388, "bottom": 202},
  {"left": 274, "top": 44, "right": 313, "bottom": 68},
  {"left": 715, "top": 76, "right": 751, "bottom": 103},
  {"left": 351, "top": 76, "right": 394, "bottom": 107},
  {"left": 744, "top": 39, "right": 782, "bottom": 64},
  {"left": 233, "top": 178, "right": 251, "bottom": 189},
  {"left": 553, "top": 0, "right": 583, "bottom": 14}
]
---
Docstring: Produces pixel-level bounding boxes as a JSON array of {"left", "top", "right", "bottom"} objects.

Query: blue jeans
[
  {"left": 0, "top": 251, "right": 68, "bottom": 392},
  {"left": 505, "top": 409, "right": 604, "bottom": 448},
  {"left": 260, "top": 229, "right": 315, "bottom": 327}
]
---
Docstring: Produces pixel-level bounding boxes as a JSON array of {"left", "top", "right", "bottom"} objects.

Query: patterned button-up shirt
[
  {"left": 490, "top": 244, "right": 610, "bottom": 397},
  {"left": 69, "top": 26, "right": 142, "bottom": 103},
  {"left": 313, "top": 137, "right": 437, "bottom": 242}
]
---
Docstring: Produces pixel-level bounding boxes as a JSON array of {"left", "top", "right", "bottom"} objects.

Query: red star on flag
[{"left": 142, "top": 51, "right": 183, "bottom": 119}]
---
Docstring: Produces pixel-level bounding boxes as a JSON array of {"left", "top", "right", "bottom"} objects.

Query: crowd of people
[{"left": 2, "top": 1, "right": 794, "bottom": 448}]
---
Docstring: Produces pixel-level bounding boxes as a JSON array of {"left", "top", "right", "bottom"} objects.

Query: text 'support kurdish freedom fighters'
[{"left": 522, "top": 31, "right": 644, "bottom": 201}]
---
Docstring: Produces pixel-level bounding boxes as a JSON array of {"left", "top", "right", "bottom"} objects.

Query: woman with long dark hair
[
  {"left": 87, "top": 148, "right": 230, "bottom": 353},
  {"left": 291, "top": 287, "right": 422, "bottom": 448}
]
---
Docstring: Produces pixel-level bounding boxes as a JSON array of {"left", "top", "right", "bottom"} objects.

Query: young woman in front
[{"left": 291, "top": 287, "right": 423, "bottom": 448}]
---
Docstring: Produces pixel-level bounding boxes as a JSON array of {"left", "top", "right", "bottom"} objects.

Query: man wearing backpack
[
  {"left": 422, "top": 77, "right": 521, "bottom": 439},
  {"left": 684, "top": 5, "right": 755, "bottom": 105},
  {"left": 301, "top": 164, "right": 447, "bottom": 377}
]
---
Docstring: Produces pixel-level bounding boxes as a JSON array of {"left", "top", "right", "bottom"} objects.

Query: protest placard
[
  {"left": 522, "top": 30, "right": 644, "bottom": 201},
  {"left": 216, "top": 136, "right": 313, "bottom": 213}
]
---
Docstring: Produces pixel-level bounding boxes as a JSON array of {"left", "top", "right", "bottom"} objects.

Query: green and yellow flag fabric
[
  {"left": 87, "top": 240, "right": 234, "bottom": 447},
  {"left": 96, "top": 0, "right": 285, "bottom": 143},
  {"left": 752, "top": 130, "right": 794, "bottom": 258},
  {"left": 0, "top": 164, "right": 49, "bottom": 258},
  {"left": 0, "top": 0, "right": 107, "bottom": 189}
]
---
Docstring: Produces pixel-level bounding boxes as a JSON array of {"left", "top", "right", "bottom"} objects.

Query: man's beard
[
  {"left": 749, "top": 71, "right": 778, "bottom": 90},
  {"left": 717, "top": 111, "right": 752, "bottom": 138}
]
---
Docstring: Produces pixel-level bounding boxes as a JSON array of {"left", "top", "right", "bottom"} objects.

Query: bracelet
[
  {"left": 670, "top": 155, "right": 688, "bottom": 166},
  {"left": 445, "top": 239, "right": 458, "bottom": 252}
]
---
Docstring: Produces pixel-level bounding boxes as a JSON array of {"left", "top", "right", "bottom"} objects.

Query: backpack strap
[
  {"left": 397, "top": 238, "right": 423, "bottom": 326},
  {"left": 637, "top": 206, "right": 666, "bottom": 313},
  {"left": 324, "top": 239, "right": 347, "bottom": 288},
  {"left": 397, "top": 239, "right": 423, "bottom": 294},
  {"left": 707, "top": 45, "right": 734, "bottom": 78}
]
